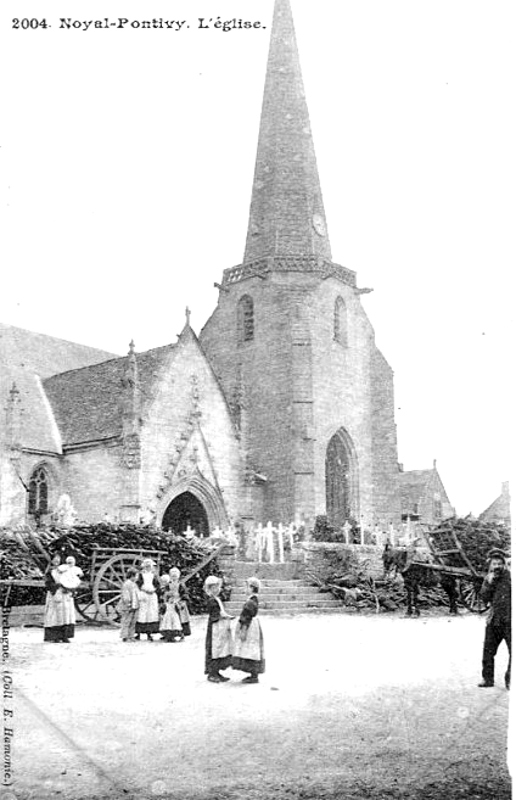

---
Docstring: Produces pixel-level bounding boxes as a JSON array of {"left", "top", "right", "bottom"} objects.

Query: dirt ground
[{"left": 3, "top": 611, "right": 512, "bottom": 800}]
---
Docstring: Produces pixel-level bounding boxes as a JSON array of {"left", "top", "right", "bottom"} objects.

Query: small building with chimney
[{"left": 398, "top": 461, "right": 455, "bottom": 527}]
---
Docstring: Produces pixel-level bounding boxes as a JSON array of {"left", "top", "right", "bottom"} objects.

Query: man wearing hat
[{"left": 478, "top": 549, "right": 511, "bottom": 689}]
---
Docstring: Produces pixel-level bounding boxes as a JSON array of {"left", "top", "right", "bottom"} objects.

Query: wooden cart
[
  {"left": 1, "top": 536, "right": 226, "bottom": 624},
  {"left": 418, "top": 525, "right": 488, "bottom": 612},
  {"left": 73, "top": 546, "right": 168, "bottom": 623}
]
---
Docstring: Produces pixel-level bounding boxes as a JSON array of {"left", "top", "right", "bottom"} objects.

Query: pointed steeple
[{"left": 243, "top": 0, "right": 331, "bottom": 263}]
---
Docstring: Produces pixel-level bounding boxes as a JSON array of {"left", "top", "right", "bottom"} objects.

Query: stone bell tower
[{"left": 200, "top": 0, "right": 401, "bottom": 529}]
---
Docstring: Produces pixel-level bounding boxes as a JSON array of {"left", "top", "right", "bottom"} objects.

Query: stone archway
[
  {"left": 157, "top": 472, "right": 229, "bottom": 535},
  {"left": 162, "top": 491, "right": 210, "bottom": 537},
  {"left": 325, "top": 428, "right": 359, "bottom": 528}
]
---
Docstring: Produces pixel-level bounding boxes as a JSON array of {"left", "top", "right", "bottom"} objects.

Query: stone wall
[
  {"left": 62, "top": 443, "right": 128, "bottom": 522},
  {"left": 370, "top": 347, "right": 402, "bottom": 525},
  {"left": 298, "top": 542, "right": 386, "bottom": 579},
  {"left": 200, "top": 270, "right": 400, "bottom": 529}
]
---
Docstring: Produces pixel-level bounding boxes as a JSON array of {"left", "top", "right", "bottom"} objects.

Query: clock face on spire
[{"left": 312, "top": 213, "right": 327, "bottom": 236}]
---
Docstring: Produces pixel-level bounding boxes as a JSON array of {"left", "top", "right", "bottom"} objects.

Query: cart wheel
[
  {"left": 93, "top": 553, "right": 143, "bottom": 623},
  {"left": 459, "top": 579, "right": 488, "bottom": 613},
  {"left": 74, "top": 584, "right": 106, "bottom": 625}
]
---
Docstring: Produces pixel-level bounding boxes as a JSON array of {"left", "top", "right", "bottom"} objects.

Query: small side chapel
[{"left": 0, "top": 0, "right": 403, "bottom": 535}]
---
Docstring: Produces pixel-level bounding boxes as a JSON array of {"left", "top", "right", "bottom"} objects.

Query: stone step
[
  {"left": 226, "top": 606, "right": 342, "bottom": 615},
  {"left": 238, "top": 579, "right": 307, "bottom": 587},
  {"left": 231, "top": 582, "right": 320, "bottom": 591},
  {"left": 225, "top": 561, "right": 342, "bottom": 615},
  {"left": 229, "top": 589, "right": 325, "bottom": 602},
  {"left": 232, "top": 562, "right": 301, "bottom": 580},
  {"left": 225, "top": 597, "right": 342, "bottom": 612},
  {"left": 255, "top": 606, "right": 349, "bottom": 617}
]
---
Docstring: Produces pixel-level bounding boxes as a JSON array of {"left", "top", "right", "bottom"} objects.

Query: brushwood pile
[
  {"left": 1, "top": 516, "right": 510, "bottom": 615},
  {"left": 0, "top": 524, "right": 225, "bottom": 612},
  {"left": 306, "top": 517, "right": 511, "bottom": 613}
]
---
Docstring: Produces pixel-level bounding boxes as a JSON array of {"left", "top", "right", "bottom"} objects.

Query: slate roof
[
  {"left": 0, "top": 323, "right": 117, "bottom": 452},
  {"left": 399, "top": 468, "right": 454, "bottom": 519},
  {"left": 399, "top": 469, "right": 433, "bottom": 515},
  {"left": 0, "top": 322, "right": 116, "bottom": 378},
  {"left": 1, "top": 366, "right": 62, "bottom": 453},
  {"left": 479, "top": 483, "right": 511, "bottom": 525},
  {"left": 43, "top": 345, "right": 177, "bottom": 445}
]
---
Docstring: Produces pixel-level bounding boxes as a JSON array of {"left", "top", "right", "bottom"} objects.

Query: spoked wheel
[
  {"left": 93, "top": 553, "right": 143, "bottom": 623},
  {"left": 74, "top": 583, "right": 106, "bottom": 624},
  {"left": 459, "top": 578, "right": 488, "bottom": 613}
]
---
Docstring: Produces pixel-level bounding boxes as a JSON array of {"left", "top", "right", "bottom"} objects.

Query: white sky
[{"left": 2, "top": 0, "right": 515, "bottom": 517}]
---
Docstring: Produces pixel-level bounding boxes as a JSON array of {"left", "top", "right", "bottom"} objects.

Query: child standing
[
  {"left": 204, "top": 575, "right": 233, "bottom": 683},
  {"left": 174, "top": 568, "right": 192, "bottom": 638},
  {"left": 160, "top": 568, "right": 188, "bottom": 642},
  {"left": 232, "top": 577, "right": 265, "bottom": 684},
  {"left": 119, "top": 567, "right": 140, "bottom": 642},
  {"left": 135, "top": 558, "right": 161, "bottom": 641}
]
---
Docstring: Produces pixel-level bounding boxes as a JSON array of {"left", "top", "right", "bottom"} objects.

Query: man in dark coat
[{"left": 478, "top": 549, "right": 511, "bottom": 689}]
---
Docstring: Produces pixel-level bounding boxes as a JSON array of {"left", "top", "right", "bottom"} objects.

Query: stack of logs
[
  {"left": 308, "top": 516, "right": 510, "bottom": 612},
  {"left": 0, "top": 524, "right": 225, "bottom": 612}
]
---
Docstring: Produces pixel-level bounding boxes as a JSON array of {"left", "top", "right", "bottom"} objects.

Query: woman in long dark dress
[
  {"left": 204, "top": 576, "right": 233, "bottom": 683},
  {"left": 232, "top": 577, "right": 265, "bottom": 683},
  {"left": 43, "top": 554, "right": 76, "bottom": 643}
]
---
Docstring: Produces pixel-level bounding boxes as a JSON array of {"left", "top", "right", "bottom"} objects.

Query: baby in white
[{"left": 58, "top": 556, "right": 83, "bottom": 589}]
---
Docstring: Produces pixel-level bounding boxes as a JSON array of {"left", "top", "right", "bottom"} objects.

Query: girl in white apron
[
  {"left": 232, "top": 577, "right": 265, "bottom": 683},
  {"left": 204, "top": 575, "right": 233, "bottom": 683}
]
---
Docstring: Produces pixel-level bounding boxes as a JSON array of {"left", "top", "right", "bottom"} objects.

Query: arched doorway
[
  {"left": 325, "top": 429, "right": 358, "bottom": 528},
  {"left": 161, "top": 491, "right": 210, "bottom": 537}
]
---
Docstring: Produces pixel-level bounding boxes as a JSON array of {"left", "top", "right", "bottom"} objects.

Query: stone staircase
[{"left": 224, "top": 561, "right": 343, "bottom": 615}]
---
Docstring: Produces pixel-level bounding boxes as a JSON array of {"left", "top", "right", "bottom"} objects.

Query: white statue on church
[{"left": 54, "top": 494, "right": 77, "bottom": 527}]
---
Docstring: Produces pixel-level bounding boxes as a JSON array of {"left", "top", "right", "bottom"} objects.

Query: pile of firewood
[
  {"left": 306, "top": 517, "right": 510, "bottom": 612},
  {"left": 0, "top": 524, "right": 225, "bottom": 612},
  {"left": 307, "top": 569, "right": 452, "bottom": 612},
  {"left": 444, "top": 517, "right": 510, "bottom": 572}
]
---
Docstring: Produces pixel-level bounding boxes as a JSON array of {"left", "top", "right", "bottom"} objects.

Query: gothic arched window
[
  {"left": 334, "top": 296, "right": 347, "bottom": 346},
  {"left": 238, "top": 295, "right": 254, "bottom": 344},
  {"left": 28, "top": 467, "right": 49, "bottom": 517},
  {"left": 325, "top": 429, "right": 358, "bottom": 528}
]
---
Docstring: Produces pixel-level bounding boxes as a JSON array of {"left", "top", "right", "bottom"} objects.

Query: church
[{"left": 0, "top": 0, "right": 403, "bottom": 535}]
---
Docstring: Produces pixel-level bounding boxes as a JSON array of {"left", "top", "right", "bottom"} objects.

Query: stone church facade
[{"left": 1, "top": 0, "right": 402, "bottom": 534}]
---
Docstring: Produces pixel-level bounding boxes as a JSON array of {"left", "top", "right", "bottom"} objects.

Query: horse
[{"left": 382, "top": 542, "right": 458, "bottom": 617}]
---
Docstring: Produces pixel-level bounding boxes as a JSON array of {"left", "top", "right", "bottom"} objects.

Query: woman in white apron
[
  {"left": 43, "top": 554, "right": 80, "bottom": 642},
  {"left": 232, "top": 577, "right": 265, "bottom": 683},
  {"left": 135, "top": 558, "right": 161, "bottom": 641},
  {"left": 204, "top": 575, "right": 233, "bottom": 682}
]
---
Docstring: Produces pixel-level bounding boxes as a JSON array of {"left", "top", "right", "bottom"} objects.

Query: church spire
[{"left": 243, "top": 0, "right": 331, "bottom": 263}]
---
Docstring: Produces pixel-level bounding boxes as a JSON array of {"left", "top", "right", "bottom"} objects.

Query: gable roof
[
  {"left": 399, "top": 469, "right": 434, "bottom": 514},
  {"left": 43, "top": 345, "right": 177, "bottom": 445},
  {"left": 479, "top": 482, "right": 511, "bottom": 525},
  {"left": 399, "top": 467, "right": 454, "bottom": 518},
  {"left": 0, "top": 322, "right": 116, "bottom": 378}
]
